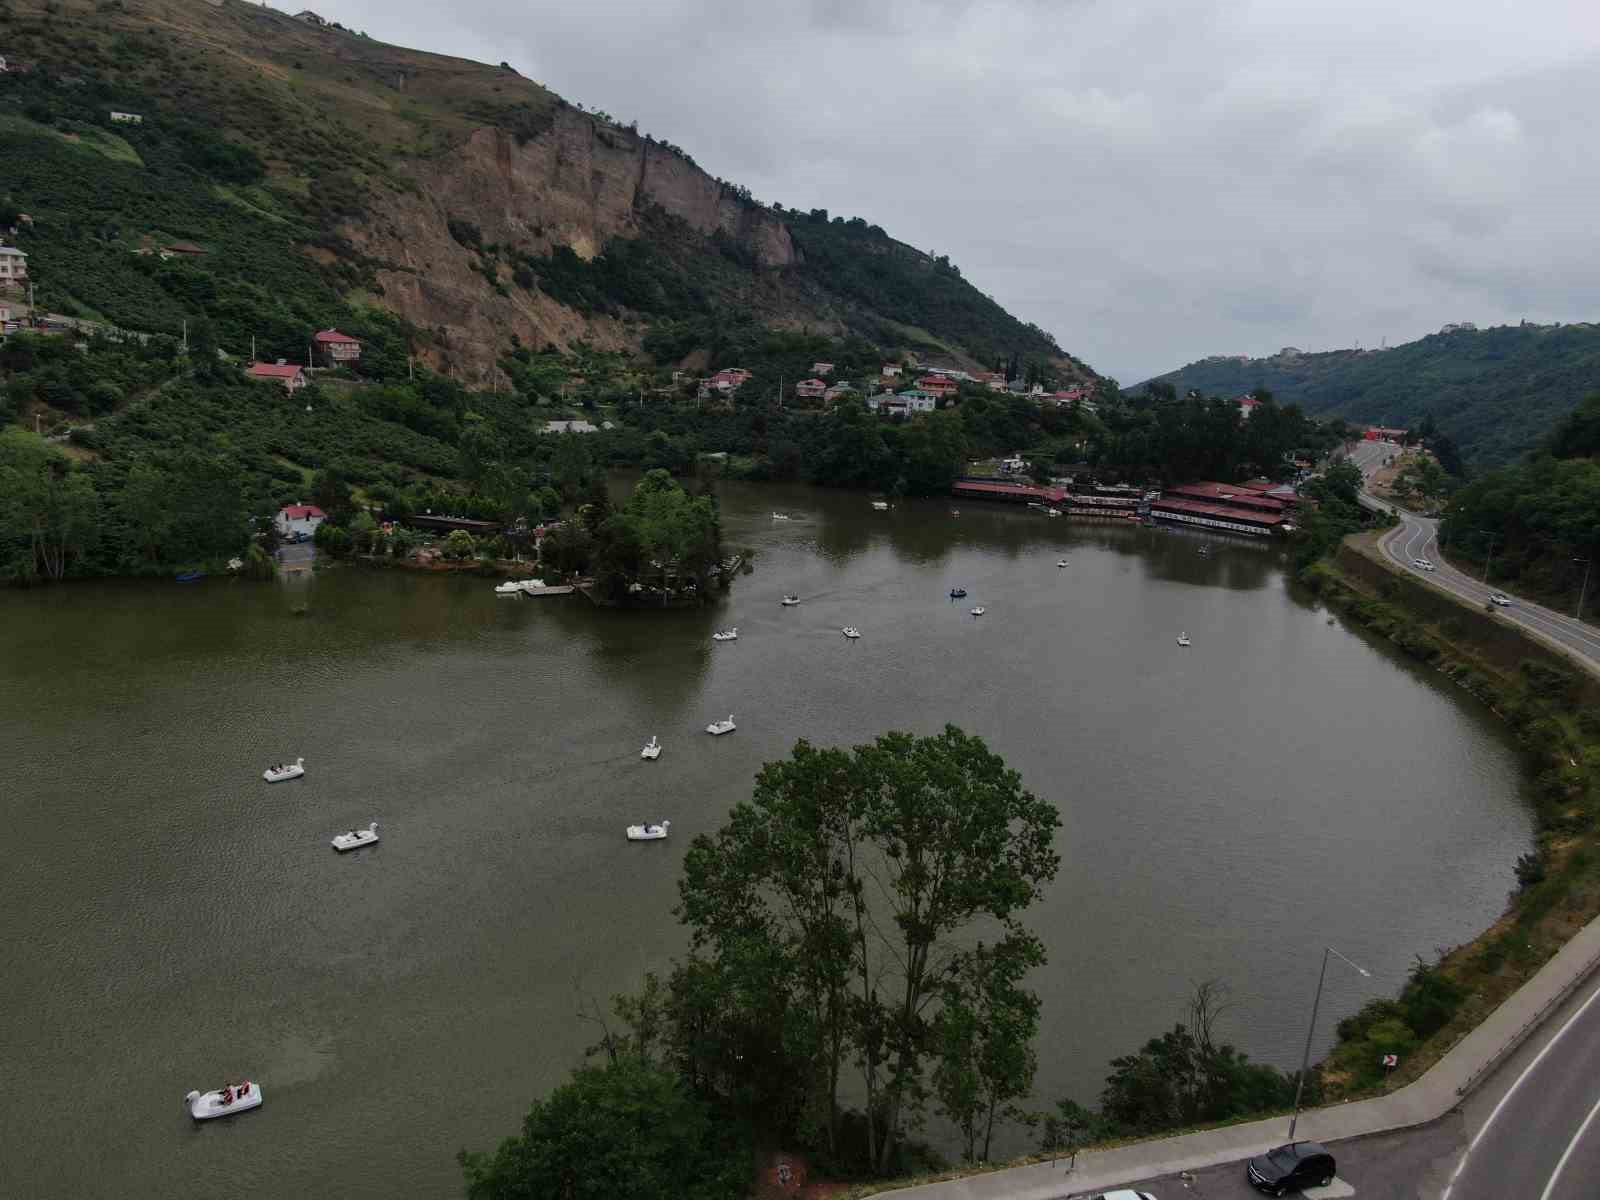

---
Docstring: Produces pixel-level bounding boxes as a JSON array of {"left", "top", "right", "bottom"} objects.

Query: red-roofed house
[
  {"left": 1233, "top": 394, "right": 1260, "bottom": 419},
  {"left": 246, "top": 361, "right": 308, "bottom": 392},
  {"left": 917, "top": 374, "right": 957, "bottom": 398},
  {"left": 275, "top": 503, "right": 326, "bottom": 539},
  {"left": 709, "top": 367, "right": 752, "bottom": 392},
  {"left": 794, "top": 378, "right": 827, "bottom": 399},
  {"left": 811, "top": 361, "right": 835, "bottom": 376},
  {"left": 313, "top": 328, "right": 362, "bottom": 366}
]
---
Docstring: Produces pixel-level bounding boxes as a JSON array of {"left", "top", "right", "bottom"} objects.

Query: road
[
  {"left": 1345, "top": 439, "right": 1600, "bottom": 671},
  {"left": 1096, "top": 969, "right": 1600, "bottom": 1200}
]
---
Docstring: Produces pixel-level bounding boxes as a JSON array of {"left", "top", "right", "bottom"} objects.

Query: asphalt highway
[{"left": 1346, "top": 439, "right": 1600, "bottom": 671}]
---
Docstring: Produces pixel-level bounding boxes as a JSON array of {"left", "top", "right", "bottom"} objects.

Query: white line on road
[
  {"left": 1539, "top": 1090, "right": 1600, "bottom": 1200},
  {"left": 1442, "top": 976, "right": 1600, "bottom": 1200}
]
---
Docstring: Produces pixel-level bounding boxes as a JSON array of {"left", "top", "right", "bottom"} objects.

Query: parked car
[
  {"left": 1490, "top": 592, "right": 1512, "bottom": 606},
  {"left": 1246, "top": 1141, "right": 1336, "bottom": 1195},
  {"left": 1091, "top": 1192, "right": 1158, "bottom": 1200}
]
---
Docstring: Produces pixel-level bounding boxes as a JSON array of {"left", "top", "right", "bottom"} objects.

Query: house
[
  {"left": 881, "top": 363, "right": 902, "bottom": 378},
  {"left": 916, "top": 375, "right": 957, "bottom": 398},
  {"left": 312, "top": 328, "right": 361, "bottom": 366},
  {"left": 1364, "top": 426, "right": 1408, "bottom": 443},
  {"left": 246, "top": 361, "right": 308, "bottom": 392},
  {"left": 982, "top": 372, "right": 1008, "bottom": 391},
  {"left": 811, "top": 361, "right": 835, "bottom": 376},
  {"left": 275, "top": 503, "right": 326, "bottom": 539},
  {"left": 0, "top": 302, "right": 13, "bottom": 325},
  {"left": 1048, "top": 386, "right": 1089, "bottom": 407},
  {"left": 162, "top": 241, "right": 208, "bottom": 258},
  {"left": 544, "top": 419, "right": 614, "bottom": 434},
  {"left": 109, "top": 111, "right": 143, "bottom": 124},
  {"left": 895, "top": 389, "right": 937, "bottom": 413},
  {"left": 794, "top": 378, "right": 827, "bottom": 399},
  {"left": 295, "top": 9, "right": 327, "bottom": 25},
  {"left": 823, "top": 382, "right": 858, "bottom": 403},
  {"left": 0, "top": 244, "right": 27, "bottom": 286},
  {"left": 709, "top": 367, "right": 752, "bottom": 392}
]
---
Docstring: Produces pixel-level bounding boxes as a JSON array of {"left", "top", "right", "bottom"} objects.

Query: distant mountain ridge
[
  {"left": 1143, "top": 322, "right": 1600, "bottom": 467},
  {"left": 0, "top": 0, "right": 1087, "bottom": 383}
]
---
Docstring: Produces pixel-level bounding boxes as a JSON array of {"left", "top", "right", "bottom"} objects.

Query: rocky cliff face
[{"left": 343, "top": 107, "right": 796, "bottom": 379}]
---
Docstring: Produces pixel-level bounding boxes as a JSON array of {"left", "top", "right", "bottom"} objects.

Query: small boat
[
  {"left": 263, "top": 756, "right": 305, "bottom": 783},
  {"left": 841, "top": 627, "right": 861, "bottom": 639},
  {"left": 1045, "top": 509, "right": 1062, "bottom": 518},
  {"left": 186, "top": 1082, "right": 262, "bottom": 1121},
  {"left": 706, "top": 715, "right": 737, "bottom": 736},
  {"left": 627, "top": 820, "right": 671, "bottom": 841},
  {"left": 640, "top": 736, "right": 661, "bottom": 760},
  {"left": 950, "top": 509, "right": 960, "bottom": 517},
  {"left": 1176, "top": 632, "right": 1192, "bottom": 647},
  {"left": 175, "top": 570, "right": 204, "bottom": 583},
  {"left": 494, "top": 581, "right": 522, "bottom": 596},
  {"left": 771, "top": 512, "right": 791, "bottom": 521},
  {"left": 949, "top": 588, "right": 967, "bottom": 599},
  {"left": 711, "top": 627, "right": 739, "bottom": 642},
  {"left": 970, "top": 606, "right": 986, "bottom": 616},
  {"left": 780, "top": 595, "right": 800, "bottom": 606},
  {"left": 871, "top": 501, "right": 889, "bottom": 511},
  {"left": 227, "top": 557, "right": 244, "bottom": 572},
  {"left": 1057, "top": 560, "right": 1069, "bottom": 568},
  {"left": 519, "top": 578, "right": 548, "bottom": 593},
  {"left": 331, "top": 822, "right": 379, "bottom": 852}
]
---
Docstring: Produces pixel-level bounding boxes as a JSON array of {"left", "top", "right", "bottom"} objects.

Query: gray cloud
[{"left": 321, "top": 0, "right": 1600, "bottom": 382}]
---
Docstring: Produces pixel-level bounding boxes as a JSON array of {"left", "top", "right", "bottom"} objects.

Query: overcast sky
[{"left": 320, "top": 0, "right": 1600, "bottom": 383}]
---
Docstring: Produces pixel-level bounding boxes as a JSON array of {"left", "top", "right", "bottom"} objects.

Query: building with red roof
[
  {"left": 1152, "top": 481, "right": 1288, "bottom": 537},
  {"left": 313, "top": 328, "right": 361, "bottom": 366},
  {"left": 245, "top": 361, "right": 308, "bottom": 392},
  {"left": 275, "top": 503, "right": 326, "bottom": 539},
  {"left": 917, "top": 374, "right": 958, "bottom": 397}
]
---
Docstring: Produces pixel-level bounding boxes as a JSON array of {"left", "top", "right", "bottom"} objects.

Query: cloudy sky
[{"left": 321, "top": 0, "right": 1600, "bottom": 383}]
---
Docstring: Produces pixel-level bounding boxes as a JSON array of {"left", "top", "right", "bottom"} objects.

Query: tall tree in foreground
[{"left": 678, "top": 725, "right": 1060, "bottom": 1174}]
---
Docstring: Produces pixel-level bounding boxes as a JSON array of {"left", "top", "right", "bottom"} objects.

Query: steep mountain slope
[
  {"left": 0, "top": 0, "right": 1085, "bottom": 382},
  {"left": 1143, "top": 323, "right": 1600, "bottom": 468}
]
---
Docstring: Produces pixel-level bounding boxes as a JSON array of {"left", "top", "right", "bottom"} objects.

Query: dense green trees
[
  {"left": 589, "top": 470, "right": 722, "bottom": 602},
  {"left": 1090, "top": 391, "right": 1336, "bottom": 484},
  {"left": 676, "top": 727, "right": 1060, "bottom": 1172},
  {"left": 458, "top": 1059, "right": 751, "bottom": 1200}
]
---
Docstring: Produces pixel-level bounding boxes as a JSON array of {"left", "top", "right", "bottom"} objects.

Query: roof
[
  {"left": 798, "top": 378, "right": 826, "bottom": 386},
  {"left": 247, "top": 362, "right": 305, "bottom": 379},
  {"left": 163, "top": 241, "right": 207, "bottom": 254},
  {"left": 1164, "top": 482, "right": 1285, "bottom": 513},
  {"left": 1152, "top": 496, "right": 1284, "bottom": 526},
  {"left": 278, "top": 504, "right": 326, "bottom": 520},
  {"left": 951, "top": 479, "right": 1067, "bottom": 501},
  {"left": 0, "top": 244, "right": 26, "bottom": 258},
  {"left": 898, "top": 389, "right": 936, "bottom": 399},
  {"left": 313, "top": 328, "right": 360, "bottom": 344}
]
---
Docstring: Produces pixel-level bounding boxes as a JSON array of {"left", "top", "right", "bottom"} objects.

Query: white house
[
  {"left": 0, "top": 244, "right": 27, "bottom": 286},
  {"left": 276, "top": 504, "right": 326, "bottom": 539},
  {"left": 0, "top": 302, "right": 13, "bottom": 325},
  {"left": 109, "top": 111, "right": 143, "bottom": 124}
]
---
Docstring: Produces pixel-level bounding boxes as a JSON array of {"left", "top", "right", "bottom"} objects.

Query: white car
[{"left": 1490, "top": 592, "right": 1512, "bottom": 607}]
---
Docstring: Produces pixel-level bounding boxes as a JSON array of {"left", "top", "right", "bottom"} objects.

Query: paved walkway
[{"left": 885, "top": 911, "right": 1600, "bottom": 1199}]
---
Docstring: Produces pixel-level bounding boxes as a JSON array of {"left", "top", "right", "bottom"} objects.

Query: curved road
[
  {"left": 1443, "top": 973, "right": 1600, "bottom": 1200},
  {"left": 1347, "top": 439, "right": 1600, "bottom": 671}
]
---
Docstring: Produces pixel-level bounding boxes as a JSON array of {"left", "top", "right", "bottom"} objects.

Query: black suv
[{"left": 1246, "top": 1141, "right": 1336, "bottom": 1195}]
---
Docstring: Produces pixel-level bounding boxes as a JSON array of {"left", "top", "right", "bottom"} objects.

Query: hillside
[
  {"left": 1143, "top": 323, "right": 1600, "bottom": 468},
  {"left": 0, "top": 0, "right": 1084, "bottom": 382}
]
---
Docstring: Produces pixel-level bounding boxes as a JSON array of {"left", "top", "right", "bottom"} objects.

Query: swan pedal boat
[
  {"left": 627, "top": 820, "right": 671, "bottom": 841},
  {"left": 780, "top": 595, "right": 800, "bottom": 606},
  {"left": 711, "top": 627, "right": 738, "bottom": 642},
  {"left": 332, "top": 822, "right": 379, "bottom": 852},
  {"left": 970, "top": 607, "right": 986, "bottom": 616},
  {"left": 706, "top": 715, "right": 737, "bottom": 736},
  {"left": 1176, "top": 633, "right": 1192, "bottom": 647},
  {"left": 186, "top": 1083, "right": 262, "bottom": 1120},
  {"left": 1057, "top": 560, "right": 1069, "bottom": 568},
  {"left": 771, "top": 512, "right": 790, "bottom": 520},
  {"left": 263, "top": 757, "right": 305, "bottom": 783},
  {"left": 871, "top": 501, "right": 889, "bottom": 510},
  {"left": 841, "top": 627, "right": 861, "bottom": 639},
  {"left": 949, "top": 588, "right": 967, "bottom": 598},
  {"left": 494, "top": 581, "right": 522, "bottom": 596},
  {"left": 640, "top": 736, "right": 661, "bottom": 760}
]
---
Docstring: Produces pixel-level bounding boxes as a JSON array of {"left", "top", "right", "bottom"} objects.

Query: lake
[{"left": 1, "top": 479, "right": 1532, "bottom": 1196}]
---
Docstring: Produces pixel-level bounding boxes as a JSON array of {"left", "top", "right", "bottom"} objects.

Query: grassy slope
[{"left": 1145, "top": 323, "right": 1600, "bottom": 467}]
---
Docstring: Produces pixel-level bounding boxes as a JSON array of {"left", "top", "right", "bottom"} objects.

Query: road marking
[
  {"left": 1539, "top": 1089, "right": 1600, "bottom": 1200},
  {"left": 1441, "top": 975, "right": 1600, "bottom": 1200},
  {"left": 1303, "top": 1179, "right": 1355, "bottom": 1198}
]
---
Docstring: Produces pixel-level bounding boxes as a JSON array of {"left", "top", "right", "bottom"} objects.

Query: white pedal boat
[
  {"left": 186, "top": 1082, "right": 262, "bottom": 1120},
  {"left": 781, "top": 595, "right": 800, "bottom": 606},
  {"left": 627, "top": 820, "right": 671, "bottom": 841},
  {"left": 706, "top": 714, "right": 737, "bottom": 736},
  {"left": 1176, "top": 632, "right": 1192, "bottom": 647},
  {"left": 871, "top": 500, "right": 889, "bottom": 511},
  {"left": 519, "top": 578, "right": 547, "bottom": 593},
  {"left": 841, "top": 627, "right": 861, "bottom": 639},
  {"left": 970, "top": 607, "right": 986, "bottom": 616},
  {"left": 331, "top": 822, "right": 379, "bottom": 852},
  {"left": 1057, "top": 559, "right": 1069, "bottom": 568},
  {"left": 263, "top": 757, "right": 304, "bottom": 783},
  {"left": 640, "top": 736, "right": 661, "bottom": 760},
  {"left": 711, "top": 627, "right": 738, "bottom": 642},
  {"left": 494, "top": 580, "right": 522, "bottom": 596},
  {"left": 771, "top": 512, "right": 791, "bottom": 520}
]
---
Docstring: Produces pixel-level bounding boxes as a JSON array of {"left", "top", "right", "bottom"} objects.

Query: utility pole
[
  {"left": 1480, "top": 532, "right": 1498, "bottom": 585},
  {"left": 250, "top": 335, "right": 256, "bottom": 363},
  {"left": 1576, "top": 558, "right": 1592, "bottom": 622},
  {"left": 181, "top": 319, "right": 188, "bottom": 355}
]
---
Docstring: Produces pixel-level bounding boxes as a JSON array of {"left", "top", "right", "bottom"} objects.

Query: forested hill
[
  {"left": 1143, "top": 322, "right": 1600, "bottom": 467},
  {"left": 0, "top": 0, "right": 1083, "bottom": 382}
]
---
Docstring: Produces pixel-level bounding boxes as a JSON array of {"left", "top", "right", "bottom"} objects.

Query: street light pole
[
  {"left": 1575, "top": 558, "right": 1592, "bottom": 622},
  {"left": 1288, "top": 946, "right": 1371, "bottom": 1140},
  {"left": 1481, "top": 532, "right": 1499, "bottom": 585}
]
